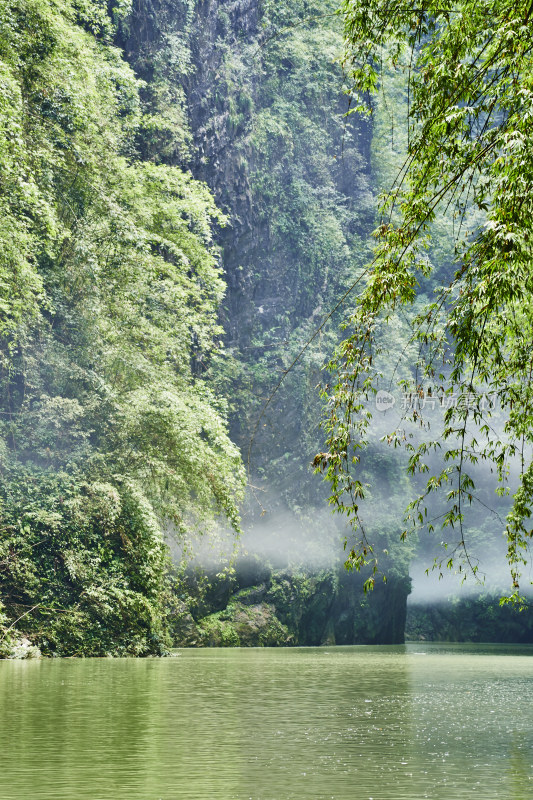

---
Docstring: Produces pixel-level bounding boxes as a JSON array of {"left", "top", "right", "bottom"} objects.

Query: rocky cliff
[
  {"left": 171, "top": 558, "right": 410, "bottom": 647},
  {"left": 118, "top": 0, "right": 412, "bottom": 646}
]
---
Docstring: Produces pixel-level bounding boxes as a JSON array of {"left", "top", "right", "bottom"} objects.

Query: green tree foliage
[
  {"left": 0, "top": 0, "right": 244, "bottom": 656},
  {"left": 315, "top": 0, "right": 533, "bottom": 599}
]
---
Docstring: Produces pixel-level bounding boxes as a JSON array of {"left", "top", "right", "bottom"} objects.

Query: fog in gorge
[
  {"left": 408, "top": 555, "right": 533, "bottom": 604},
  {"left": 173, "top": 503, "right": 530, "bottom": 598},
  {"left": 4, "top": 3, "right": 533, "bottom": 800},
  {"left": 2, "top": 0, "right": 533, "bottom": 666}
]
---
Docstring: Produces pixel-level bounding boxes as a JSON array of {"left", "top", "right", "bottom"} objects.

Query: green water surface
[{"left": 0, "top": 643, "right": 531, "bottom": 799}]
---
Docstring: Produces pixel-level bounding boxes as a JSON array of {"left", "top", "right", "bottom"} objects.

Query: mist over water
[
  {"left": 238, "top": 510, "right": 346, "bottom": 569},
  {"left": 168, "top": 492, "right": 533, "bottom": 604},
  {"left": 407, "top": 556, "right": 533, "bottom": 604},
  {"left": 168, "top": 508, "right": 347, "bottom": 573}
]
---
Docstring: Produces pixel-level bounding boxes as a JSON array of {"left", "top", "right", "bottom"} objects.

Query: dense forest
[
  {"left": 0, "top": 0, "right": 246, "bottom": 656},
  {"left": 1, "top": 0, "right": 531, "bottom": 658}
]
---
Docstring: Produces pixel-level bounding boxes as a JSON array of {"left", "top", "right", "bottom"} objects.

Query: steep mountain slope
[
  {"left": 117, "top": 0, "right": 413, "bottom": 643},
  {"left": 0, "top": 0, "right": 243, "bottom": 657}
]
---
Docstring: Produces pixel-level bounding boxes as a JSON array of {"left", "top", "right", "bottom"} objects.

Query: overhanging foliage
[{"left": 315, "top": 0, "right": 533, "bottom": 600}]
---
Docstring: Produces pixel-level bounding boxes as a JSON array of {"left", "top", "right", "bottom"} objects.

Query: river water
[{"left": 0, "top": 643, "right": 531, "bottom": 799}]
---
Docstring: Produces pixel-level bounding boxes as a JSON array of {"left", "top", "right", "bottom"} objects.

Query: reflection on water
[{"left": 0, "top": 644, "right": 532, "bottom": 799}]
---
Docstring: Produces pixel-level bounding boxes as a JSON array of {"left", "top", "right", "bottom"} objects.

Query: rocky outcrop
[
  {"left": 174, "top": 561, "right": 411, "bottom": 647},
  {"left": 200, "top": 598, "right": 293, "bottom": 646}
]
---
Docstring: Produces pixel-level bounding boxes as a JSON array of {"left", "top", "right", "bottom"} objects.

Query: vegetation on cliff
[
  {"left": 0, "top": 0, "right": 244, "bottom": 657},
  {"left": 1, "top": 0, "right": 416, "bottom": 658},
  {"left": 170, "top": 559, "right": 409, "bottom": 647}
]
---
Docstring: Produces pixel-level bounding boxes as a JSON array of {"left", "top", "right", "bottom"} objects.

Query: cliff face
[
  {"left": 186, "top": 0, "right": 261, "bottom": 350},
  {"left": 119, "top": 0, "right": 412, "bottom": 645},
  {"left": 119, "top": 0, "right": 375, "bottom": 481},
  {"left": 185, "top": 0, "right": 374, "bottom": 488},
  {"left": 171, "top": 562, "right": 411, "bottom": 647}
]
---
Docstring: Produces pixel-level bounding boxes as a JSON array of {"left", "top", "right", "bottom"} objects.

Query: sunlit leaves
[
  {"left": 320, "top": 0, "right": 533, "bottom": 600},
  {"left": 0, "top": 0, "right": 244, "bottom": 654}
]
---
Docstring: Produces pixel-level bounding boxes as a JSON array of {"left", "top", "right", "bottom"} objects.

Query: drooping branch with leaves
[{"left": 315, "top": 0, "right": 533, "bottom": 599}]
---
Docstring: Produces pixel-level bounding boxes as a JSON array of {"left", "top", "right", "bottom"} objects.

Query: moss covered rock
[
  {"left": 199, "top": 601, "right": 292, "bottom": 647},
  {"left": 173, "top": 563, "right": 411, "bottom": 647}
]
